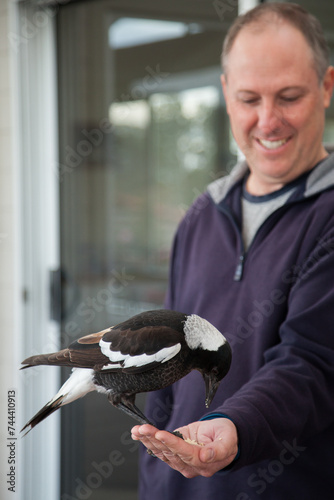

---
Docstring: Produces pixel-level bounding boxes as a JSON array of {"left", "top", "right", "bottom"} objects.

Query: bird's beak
[{"left": 204, "top": 373, "right": 220, "bottom": 408}]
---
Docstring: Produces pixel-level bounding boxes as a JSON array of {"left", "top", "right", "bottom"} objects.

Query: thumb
[
  {"left": 199, "top": 444, "right": 218, "bottom": 463},
  {"left": 199, "top": 439, "right": 235, "bottom": 465}
]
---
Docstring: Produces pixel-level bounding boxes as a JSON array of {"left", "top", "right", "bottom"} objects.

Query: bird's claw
[
  {"left": 172, "top": 430, "right": 184, "bottom": 440},
  {"left": 146, "top": 448, "right": 157, "bottom": 457}
]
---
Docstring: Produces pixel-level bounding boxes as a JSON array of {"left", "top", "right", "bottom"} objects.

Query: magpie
[{"left": 21, "top": 309, "right": 232, "bottom": 434}]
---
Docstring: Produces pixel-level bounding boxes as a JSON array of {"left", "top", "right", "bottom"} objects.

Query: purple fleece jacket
[{"left": 139, "top": 155, "right": 334, "bottom": 500}]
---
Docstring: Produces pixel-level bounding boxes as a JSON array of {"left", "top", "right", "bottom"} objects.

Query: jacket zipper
[
  {"left": 216, "top": 204, "right": 246, "bottom": 282},
  {"left": 234, "top": 254, "right": 245, "bottom": 281}
]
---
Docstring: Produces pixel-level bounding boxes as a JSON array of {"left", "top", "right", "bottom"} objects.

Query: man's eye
[
  {"left": 242, "top": 98, "right": 259, "bottom": 105},
  {"left": 280, "top": 95, "right": 300, "bottom": 103}
]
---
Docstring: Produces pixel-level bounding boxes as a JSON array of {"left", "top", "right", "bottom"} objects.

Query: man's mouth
[{"left": 257, "top": 137, "right": 290, "bottom": 150}]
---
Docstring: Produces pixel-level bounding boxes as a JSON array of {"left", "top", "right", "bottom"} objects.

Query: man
[{"left": 132, "top": 3, "right": 334, "bottom": 499}]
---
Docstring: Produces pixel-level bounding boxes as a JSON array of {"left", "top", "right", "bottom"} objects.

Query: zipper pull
[{"left": 234, "top": 255, "right": 244, "bottom": 281}]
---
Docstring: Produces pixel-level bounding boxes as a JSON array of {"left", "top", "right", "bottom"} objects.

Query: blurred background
[{"left": 1, "top": 0, "right": 334, "bottom": 499}]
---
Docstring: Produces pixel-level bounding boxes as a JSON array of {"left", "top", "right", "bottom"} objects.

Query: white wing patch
[
  {"left": 100, "top": 363, "right": 123, "bottom": 371},
  {"left": 99, "top": 340, "right": 181, "bottom": 370},
  {"left": 184, "top": 314, "right": 226, "bottom": 351}
]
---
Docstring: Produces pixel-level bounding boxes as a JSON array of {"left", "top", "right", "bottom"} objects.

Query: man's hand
[{"left": 131, "top": 418, "right": 238, "bottom": 478}]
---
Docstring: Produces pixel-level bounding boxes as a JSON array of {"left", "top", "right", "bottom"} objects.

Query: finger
[
  {"left": 161, "top": 452, "right": 198, "bottom": 478},
  {"left": 131, "top": 424, "right": 160, "bottom": 449},
  {"left": 147, "top": 432, "right": 183, "bottom": 459},
  {"left": 137, "top": 430, "right": 197, "bottom": 474},
  {"left": 131, "top": 425, "right": 143, "bottom": 440},
  {"left": 132, "top": 426, "right": 202, "bottom": 477},
  {"left": 198, "top": 442, "right": 236, "bottom": 472},
  {"left": 132, "top": 426, "right": 185, "bottom": 457},
  {"left": 155, "top": 430, "right": 203, "bottom": 466},
  {"left": 153, "top": 433, "right": 222, "bottom": 476},
  {"left": 175, "top": 424, "right": 198, "bottom": 441},
  {"left": 131, "top": 425, "right": 166, "bottom": 458},
  {"left": 131, "top": 423, "right": 157, "bottom": 439},
  {"left": 151, "top": 437, "right": 199, "bottom": 478},
  {"left": 199, "top": 446, "right": 215, "bottom": 463}
]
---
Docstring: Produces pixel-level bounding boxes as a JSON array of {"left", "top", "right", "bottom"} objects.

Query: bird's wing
[
  {"left": 98, "top": 323, "right": 185, "bottom": 374},
  {"left": 21, "top": 328, "right": 112, "bottom": 370},
  {"left": 65, "top": 328, "right": 113, "bottom": 369},
  {"left": 21, "top": 312, "right": 186, "bottom": 373}
]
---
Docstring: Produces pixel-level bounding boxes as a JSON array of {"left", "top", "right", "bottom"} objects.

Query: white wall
[{"left": 0, "top": 1, "right": 21, "bottom": 499}]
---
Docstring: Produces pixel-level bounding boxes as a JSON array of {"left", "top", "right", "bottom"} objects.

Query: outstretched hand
[{"left": 131, "top": 418, "right": 238, "bottom": 478}]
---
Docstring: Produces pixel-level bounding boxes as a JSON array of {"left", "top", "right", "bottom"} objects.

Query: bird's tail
[
  {"left": 21, "top": 395, "right": 65, "bottom": 435},
  {"left": 21, "top": 368, "right": 96, "bottom": 435},
  {"left": 21, "top": 349, "right": 71, "bottom": 369}
]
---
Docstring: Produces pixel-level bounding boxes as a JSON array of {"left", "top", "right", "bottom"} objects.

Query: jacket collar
[{"left": 207, "top": 152, "right": 334, "bottom": 205}]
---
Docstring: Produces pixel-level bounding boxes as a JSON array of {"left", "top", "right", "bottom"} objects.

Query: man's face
[{"left": 222, "top": 21, "right": 334, "bottom": 195}]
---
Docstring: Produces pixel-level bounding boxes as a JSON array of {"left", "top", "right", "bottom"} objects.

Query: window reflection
[{"left": 109, "top": 17, "right": 202, "bottom": 49}]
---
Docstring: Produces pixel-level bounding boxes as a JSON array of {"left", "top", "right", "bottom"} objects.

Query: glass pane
[
  {"left": 57, "top": 2, "right": 234, "bottom": 497},
  {"left": 57, "top": 1, "right": 334, "bottom": 498}
]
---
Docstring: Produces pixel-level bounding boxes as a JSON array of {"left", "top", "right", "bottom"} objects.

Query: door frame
[{"left": 15, "top": 2, "right": 61, "bottom": 499}]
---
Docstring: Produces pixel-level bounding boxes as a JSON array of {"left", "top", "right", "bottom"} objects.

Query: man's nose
[{"left": 257, "top": 101, "right": 283, "bottom": 135}]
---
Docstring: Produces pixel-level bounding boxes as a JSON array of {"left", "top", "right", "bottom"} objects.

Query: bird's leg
[
  {"left": 108, "top": 393, "right": 183, "bottom": 457},
  {"left": 117, "top": 401, "right": 154, "bottom": 426},
  {"left": 108, "top": 393, "right": 154, "bottom": 426}
]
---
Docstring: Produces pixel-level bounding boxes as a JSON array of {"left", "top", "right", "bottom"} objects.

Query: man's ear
[{"left": 322, "top": 66, "right": 334, "bottom": 109}]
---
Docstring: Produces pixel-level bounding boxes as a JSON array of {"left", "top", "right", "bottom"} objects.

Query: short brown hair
[{"left": 222, "top": 2, "right": 330, "bottom": 82}]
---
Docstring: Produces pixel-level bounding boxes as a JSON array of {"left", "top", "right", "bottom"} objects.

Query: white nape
[{"left": 183, "top": 315, "right": 226, "bottom": 351}]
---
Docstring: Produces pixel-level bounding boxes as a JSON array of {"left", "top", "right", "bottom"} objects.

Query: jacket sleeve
[{"left": 211, "top": 232, "right": 334, "bottom": 468}]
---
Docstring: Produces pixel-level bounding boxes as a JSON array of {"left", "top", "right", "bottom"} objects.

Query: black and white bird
[{"left": 21, "top": 309, "right": 232, "bottom": 434}]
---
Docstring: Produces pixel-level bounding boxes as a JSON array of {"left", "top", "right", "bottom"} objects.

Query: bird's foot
[{"left": 172, "top": 430, "right": 184, "bottom": 440}]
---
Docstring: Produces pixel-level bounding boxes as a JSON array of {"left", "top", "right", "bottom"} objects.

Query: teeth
[{"left": 259, "top": 138, "right": 288, "bottom": 150}]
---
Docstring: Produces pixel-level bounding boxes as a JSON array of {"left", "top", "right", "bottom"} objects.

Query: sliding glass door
[{"left": 57, "top": 1, "right": 236, "bottom": 497}]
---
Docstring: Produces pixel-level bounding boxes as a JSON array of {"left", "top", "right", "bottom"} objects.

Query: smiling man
[
  {"left": 222, "top": 14, "right": 334, "bottom": 195},
  {"left": 132, "top": 4, "right": 334, "bottom": 500}
]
